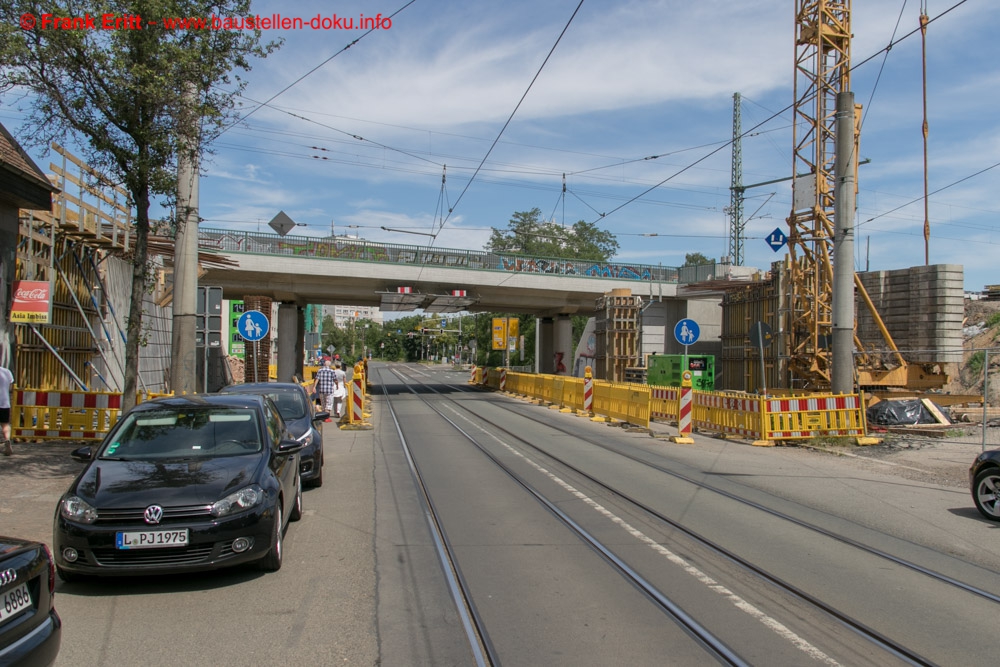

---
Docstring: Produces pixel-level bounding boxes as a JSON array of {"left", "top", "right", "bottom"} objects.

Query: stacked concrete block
[{"left": 856, "top": 264, "right": 963, "bottom": 364}]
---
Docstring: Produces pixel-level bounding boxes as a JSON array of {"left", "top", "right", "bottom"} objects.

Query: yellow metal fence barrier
[
  {"left": 490, "top": 371, "right": 866, "bottom": 442},
  {"left": 12, "top": 389, "right": 123, "bottom": 441}
]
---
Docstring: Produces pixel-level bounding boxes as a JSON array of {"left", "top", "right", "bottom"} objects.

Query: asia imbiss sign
[{"left": 10, "top": 280, "right": 52, "bottom": 324}]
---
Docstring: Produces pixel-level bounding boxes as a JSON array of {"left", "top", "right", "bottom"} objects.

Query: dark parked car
[
  {"left": 218, "top": 381, "right": 328, "bottom": 487},
  {"left": 970, "top": 449, "right": 1000, "bottom": 520},
  {"left": 53, "top": 394, "right": 303, "bottom": 581},
  {"left": 0, "top": 536, "right": 61, "bottom": 666}
]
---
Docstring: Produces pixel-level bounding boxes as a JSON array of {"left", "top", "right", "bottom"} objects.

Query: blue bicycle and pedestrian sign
[
  {"left": 237, "top": 310, "right": 269, "bottom": 342},
  {"left": 674, "top": 319, "right": 700, "bottom": 346}
]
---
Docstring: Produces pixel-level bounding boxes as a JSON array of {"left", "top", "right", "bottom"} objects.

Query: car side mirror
[
  {"left": 71, "top": 446, "right": 94, "bottom": 462},
  {"left": 277, "top": 439, "right": 303, "bottom": 454},
  {"left": 313, "top": 412, "right": 330, "bottom": 422}
]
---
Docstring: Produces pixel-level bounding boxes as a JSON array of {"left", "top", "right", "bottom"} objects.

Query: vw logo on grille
[
  {"left": 0, "top": 569, "right": 16, "bottom": 586},
  {"left": 144, "top": 505, "right": 164, "bottom": 525}
]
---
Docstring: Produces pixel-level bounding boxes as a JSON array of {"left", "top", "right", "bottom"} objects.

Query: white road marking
[{"left": 447, "top": 405, "right": 841, "bottom": 666}]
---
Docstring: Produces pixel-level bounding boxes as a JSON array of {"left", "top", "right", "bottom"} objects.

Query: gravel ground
[{"left": 801, "top": 432, "right": 990, "bottom": 490}]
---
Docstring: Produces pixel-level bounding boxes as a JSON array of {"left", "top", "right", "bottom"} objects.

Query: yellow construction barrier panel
[
  {"left": 761, "top": 395, "right": 865, "bottom": 441},
  {"left": 482, "top": 372, "right": 866, "bottom": 443},
  {"left": 11, "top": 389, "right": 122, "bottom": 441}
]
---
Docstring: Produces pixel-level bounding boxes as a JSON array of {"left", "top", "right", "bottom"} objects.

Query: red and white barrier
[
  {"left": 351, "top": 374, "right": 364, "bottom": 423},
  {"left": 678, "top": 385, "right": 692, "bottom": 437},
  {"left": 13, "top": 390, "right": 123, "bottom": 440}
]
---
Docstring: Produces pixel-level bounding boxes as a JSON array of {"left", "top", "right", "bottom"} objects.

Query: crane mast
[{"left": 786, "top": 0, "right": 852, "bottom": 388}]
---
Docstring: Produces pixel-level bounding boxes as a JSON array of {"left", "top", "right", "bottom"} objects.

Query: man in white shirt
[
  {"left": 0, "top": 365, "right": 13, "bottom": 455},
  {"left": 332, "top": 361, "right": 348, "bottom": 418}
]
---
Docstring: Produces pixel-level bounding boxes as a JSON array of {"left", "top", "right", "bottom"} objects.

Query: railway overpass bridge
[{"left": 196, "top": 228, "right": 756, "bottom": 376}]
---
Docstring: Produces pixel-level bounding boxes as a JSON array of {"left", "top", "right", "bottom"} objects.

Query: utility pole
[
  {"left": 170, "top": 83, "right": 200, "bottom": 394},
  {"left": 832, "top": 92, "right": 857, "bottom": 394}
]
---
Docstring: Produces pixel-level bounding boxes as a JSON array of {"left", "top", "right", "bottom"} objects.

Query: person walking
[
  {"left": 312, "top": 359, "right": 336, "bottom": 422},
  {"left": 0, "top": 365, "right": 13, "bottom": 456},
  {"left": 332, "top": 360, "right": 348, "bottom": 418}
]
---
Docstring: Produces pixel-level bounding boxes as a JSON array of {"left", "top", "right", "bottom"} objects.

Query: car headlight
[
  {"left": 60, "top": 496, "right": 98, "bottom": 524},
  {"left": 211, "top": 485, "right": 263, "bottom": 517},
  {"left": 296, "top": 430, "right": 314, "bottom": 446}
]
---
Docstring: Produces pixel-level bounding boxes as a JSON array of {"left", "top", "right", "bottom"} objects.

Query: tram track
[
  {"left": 428, "top": 372, "right": 1000, "bottom": 608},
  {"left": 376, "top": 363, "right": 948, "bottom": 666},
  {"left": 381, "top": 366, "right": 749, "bottom": 665}
]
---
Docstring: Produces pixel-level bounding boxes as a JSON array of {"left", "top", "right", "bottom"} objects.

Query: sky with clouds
[{"left": 3, "top": 0, "right": 996, "bottom": 292}]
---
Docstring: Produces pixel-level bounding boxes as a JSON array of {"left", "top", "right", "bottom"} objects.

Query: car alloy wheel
[
  {"left": 973, "top": 468, "right": 1000, "bottom": 521},
  {"left": 259, "top": 504, "right": 283, "bottom": 571}
]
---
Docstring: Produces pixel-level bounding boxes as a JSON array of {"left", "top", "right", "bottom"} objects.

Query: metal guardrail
[{"left": 198, "top": 227, "right": 721, "bottom": 285}]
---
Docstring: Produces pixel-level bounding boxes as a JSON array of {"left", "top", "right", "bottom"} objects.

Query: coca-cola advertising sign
[{"left": 11, "top": 280, "right": 52, "bottom": 324}]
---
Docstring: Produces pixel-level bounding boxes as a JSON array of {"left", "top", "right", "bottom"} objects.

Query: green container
[{"left": 646, "top": 354, "right": 715, "bottom": 391}]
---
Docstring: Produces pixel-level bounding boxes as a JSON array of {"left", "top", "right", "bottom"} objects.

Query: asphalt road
[{"left": 2, "top": 363, "right": 998, "bottom": 665}]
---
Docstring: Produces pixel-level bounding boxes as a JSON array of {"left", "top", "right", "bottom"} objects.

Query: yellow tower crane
[{"left": 786, "top": 0, "right": 945, "bottom": 392}]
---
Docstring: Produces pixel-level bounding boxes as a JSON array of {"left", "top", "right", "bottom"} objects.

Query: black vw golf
[{"left": 53, "top": 394, "right": 303, "bottom": 581}]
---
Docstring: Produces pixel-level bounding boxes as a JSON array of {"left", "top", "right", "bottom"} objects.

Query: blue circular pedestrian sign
[
  {"left": 237, "top": 310, "right": 269, "bottom": 342},
  {"left": 674, "top": 318, "right": 700, "bottom": 346}
]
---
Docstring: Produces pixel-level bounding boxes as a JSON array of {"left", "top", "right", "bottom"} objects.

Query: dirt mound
[{"left": 942, "top": 299, "right": 1000, "bottom": 402}]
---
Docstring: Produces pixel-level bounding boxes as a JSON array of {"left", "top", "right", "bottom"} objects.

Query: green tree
[
  {"left": 486, "top": 208, "right": 619, "bottom": 261},
  {"left": 484, "top": 209, "right": 618, "bottom": 367},
  {"left": 0, "top": 0, "right": 278, "bottom": 409},
  {"left": 683, "top": 252, "right": 712, "bottom": 266}
]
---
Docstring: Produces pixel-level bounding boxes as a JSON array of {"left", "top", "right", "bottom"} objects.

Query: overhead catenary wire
[
  {"left": 858, "top": 160, "right": 1000, "bottom": 229},
  {"left": 589, "top": 0, "right": 974, "bottom": 227},
  {"left": 434, "top": 0, "right": 586, "bottom": 241},
  {"left": 218, "top": 0, "right": 418, "bottom": 138}
]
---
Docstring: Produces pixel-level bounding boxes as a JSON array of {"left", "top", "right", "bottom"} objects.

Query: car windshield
[
  {"left": 224, "top": 387, "right": 307, "bottom": 421},
  {"left": 100, "top": 408, "right": 262, "bottom": 460},
  {"left": 262, "top": 389, "right": 308, "bottom": 421}
]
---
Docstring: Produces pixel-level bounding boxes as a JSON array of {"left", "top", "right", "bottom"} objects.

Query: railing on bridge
[{"left": 198, "top": 228, "right": 720, "bottom": 285}]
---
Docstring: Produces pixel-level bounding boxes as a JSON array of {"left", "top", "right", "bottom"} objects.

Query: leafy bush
[{"left": 968, "top": 350, "right": 986, "bottom": 376}]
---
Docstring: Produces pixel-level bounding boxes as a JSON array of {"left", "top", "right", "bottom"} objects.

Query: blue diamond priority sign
[{"left": 766, "top": 227, "right": 788, "bottom": 252}]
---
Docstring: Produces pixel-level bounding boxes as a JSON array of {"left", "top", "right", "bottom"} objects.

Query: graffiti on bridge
[
  {"left": 277, "top": 240, "right": 390, "bottom": 262},
  {"left": 202, "top": 230, "right": 674, "bottom": 282},
  {"left": 498, "top": 256, "right": 655, "bottom": 280}
]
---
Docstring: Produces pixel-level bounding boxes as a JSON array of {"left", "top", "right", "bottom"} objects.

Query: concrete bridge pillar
[
  {"left": 535, "top": 315, "right": 573, "bottom": 374},
  {"left": 276, "top": 303, "right": 304, "bottom": 382},
  {"left": 554, "top": 315, "right": 573, "bottom": 375},
  {"left": 535, "top": 317, "right": 553, "bottom": 373}
]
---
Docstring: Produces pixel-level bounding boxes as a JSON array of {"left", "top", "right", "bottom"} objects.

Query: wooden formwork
[
  {"left": 594, "top": 289, "right": 639, "bottom": 382},
  {"left": 242, "top": 296, "right": 273, "bottom": 383},
  {"left": 719, "top": 260, "right": 789, "bottom": 393}
]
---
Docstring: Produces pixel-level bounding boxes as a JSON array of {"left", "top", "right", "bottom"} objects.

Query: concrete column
[
  {"left": 295, "top": 306, "right": 305, "bottom": 381},
  {"left": 536, "top": 317, "right": 554, "bottom": 373},
  {"left": 832, "top": 91, "right": 857, "bottom": 394},
  {"left": 277, "top": 303, "right": 298, "bottom": 382},
  {"left": 553, "top": 315, "right": 573, "bottom": 375},
  {"left": 169, "top": 97, "right": 200, "bottom": 394}
]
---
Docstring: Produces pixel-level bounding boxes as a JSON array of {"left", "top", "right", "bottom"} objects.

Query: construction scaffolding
[
  {"left": 594, "top": 289, "right": 639, "bottom": 382},
  {"left": 13, "top": 143, "right": 172, "bottom": 393}
]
